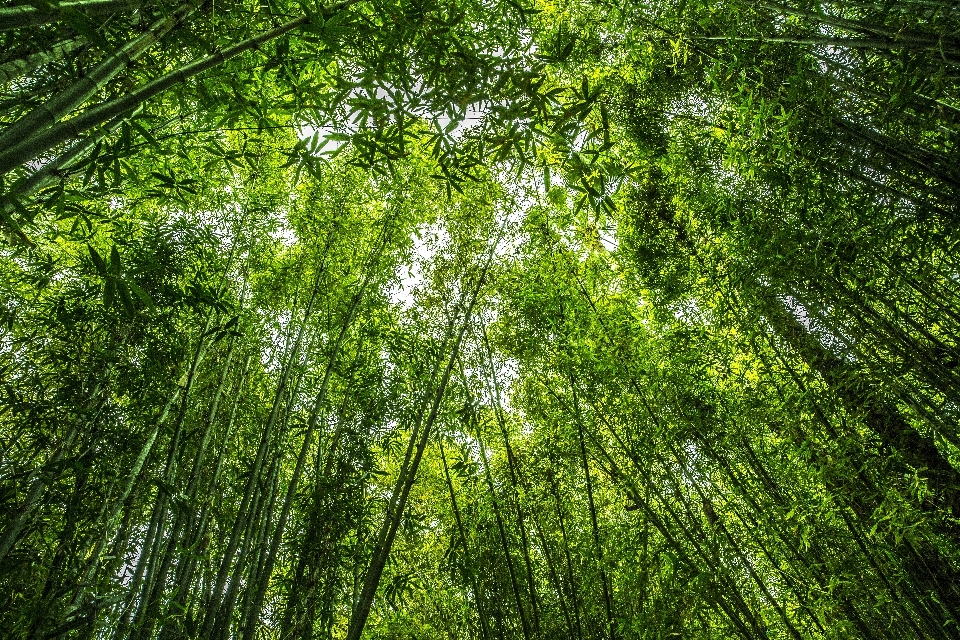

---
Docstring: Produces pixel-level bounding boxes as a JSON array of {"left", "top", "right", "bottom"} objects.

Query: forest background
[{"left": 1, "top": 0, "right": 960, "bottom": 638}]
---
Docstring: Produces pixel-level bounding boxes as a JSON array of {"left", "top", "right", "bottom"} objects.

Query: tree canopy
[{"left": 2, "top": 0, "right": 960, "bottom": 638}]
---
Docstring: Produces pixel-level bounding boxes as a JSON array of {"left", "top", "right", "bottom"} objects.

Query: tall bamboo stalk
[
  {"left": 345, "top": 223, "right": 502, "bottom": 640},
  {"left": 0, "top": 38, "right": 85, "bottom": 83},
  {"left": 0, "top": 0, "right": 143, "bottom": 31},
  {"left": 0, "top": 0, "right": 198, "bottom": 153}
]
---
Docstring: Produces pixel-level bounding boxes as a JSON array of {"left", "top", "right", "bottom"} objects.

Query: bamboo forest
[{"left": 3, "top": 0, "right": 960, "bottom": 638}]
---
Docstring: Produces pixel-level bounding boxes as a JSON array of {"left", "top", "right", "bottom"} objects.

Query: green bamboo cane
[
  {"left": 547, "top": 472, "right": 584, "bottom": 640},
  {"left": 239, "top": 223, "right": 392, "bottom": 640},
  {"left": 690, "top": 34, "right": 960, "bottom": 59},
  {"left": 0, "top": 0, "right": 144, "bottom": 31},
  {"left": 0, "top": 38, "right": 85, "bottom": 83},
  {"left": 439, "top": 442, "right": 492, "bottom": 640},
  {"left": 345, "top": 225, "right": 502, "bottom": 640},
  {"left": 0, "top": 0, "right": 197, "bottom": 154},
  {"left": 527, "top": 499, "right": 577, "bottom": 640},
  {"left": 0, "top": 0, "right": 361, "bottom": 177},
  {"left": 758, "top": 288, "right": 960, "bottom": 517},
  {"left": 759, "top": 0, "right": 960, "bottom": 47},
  {"left": 198, "top": 275, "right": 321, "bottom": 638},
  {"left": 1, "top": 106, "right": 144, "bottom": 248},
  {"left": 466, "top": 359, "right": 532, "bottom": 639},
  {"left": 158, "top": 355, "right": 252, "bottom": 640},
  {"left": 481, "top": 326, "right": 542, "bottom": 635},
  {"left": 542, "top": 379, "right": 758, "bottom": 638},
  {"left": 568, "top": 377, "right": 614, "bottom": 640}
]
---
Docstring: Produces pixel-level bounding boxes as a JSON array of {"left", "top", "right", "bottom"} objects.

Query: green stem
[
  {"left": 0, "top": 0, "right": 143, "bottom": 31},
  {"left": 0, "top": 0, "right": 198, "bottom": 154},
  {"left": 0, "top": 38, "right": 85, "bottom": 83}
]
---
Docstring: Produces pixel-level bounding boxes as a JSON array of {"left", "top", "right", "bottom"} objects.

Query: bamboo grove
[{"left": 1, "top": 0, "right": 959, "bottom": 637}]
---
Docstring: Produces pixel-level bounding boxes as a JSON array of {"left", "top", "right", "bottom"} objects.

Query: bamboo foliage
[{"left": 2, "top": 0, "right": 960, "bottom": 638}]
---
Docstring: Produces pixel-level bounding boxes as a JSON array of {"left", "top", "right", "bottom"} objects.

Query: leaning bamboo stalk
[
  {"left": 666, "top": 448, "right": 806, "bottom": 640},
  {"left": 203, "top": 233, "right": 335, "bottom": 635},
  {"left": 833, "top": 118, "right": 960, "bottom": 188},
  {"left": 0, "top": 0, "right": 143, "bottom": 31},
  {"left": 345, "top": 225, "right": 501, "bottom": 640},
  {"left": 72, "top": 356, "right": 219, "bottom": 616},
  {"left": 122, "top": 315, "right": 218, "bottom": 639},
  {"left": 581, "top": 255, "right": 952, "bottom": 632},
  {"left": 198, "top": 277, "right": 320, "bottom": 638},
  {"left": 239, "top": 227, "right": 391, "bottom": 639},
  {"left": 235, "top": 448, "right": 284, "bottom": 640},
  {"left": 540, "top": 378, "right": 759, "bottom": 637},
  {"left": 0, "top": 0, "right": 197, "bottom": 154},
  {"left": 2, "top": 106, "right": 145, "bottom": 247},
  {"left": 679, "top": 413, "right": 835, "bottom": 634},
  {"left": 181, "top": 336, "right": 237, "bottom": 505},
  {"left": 802, "top": 276, "right": 960, "bottom": 411},
  {"left": 0, "top": 0, "right": 362, "bottom": 176},
  {"left": 344, "top": 320, "right": 455, "bottom": 639},
  {"left": 0, "top": 106, "right": 133, "bottom": 246},
  {"left": 759, "top": 0, "right": 960, "bottom": 47},
  {"left": 575, "top": 256, "right": 952, "bottom": 631},
  {"left": 4, "top": 106, "right": 139, "bottom": 203},
  {"left": 755, "top": 317, "right": 960, "bottom": 628},
  {"left": 0, "top": 38, "right": 85, "bottom": 83},
  {"left": 757, "top": 287, "right": 960, "bottom": 517},
  {"left": 106, "top": 383, "right": 185, "bottom": 638},
  {"left": 211, "top": 466, "right": 272, "bottom": 640},
  {"left": 131, "top": 338, "right": 241, "bottom": 639},
  {"left": 0, "top": 14, "right": 301, "bottom": 174},
  {"left": 547, "top": 472, "right": 584, "bottom": 640},
  {"left": 593, "top": 355, "right": 833, "bottom": 637},
  {"left": 114, "top": 304, "right": 232, "bottom": 636}
]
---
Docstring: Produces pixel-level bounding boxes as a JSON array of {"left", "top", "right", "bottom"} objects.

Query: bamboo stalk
[
  {"left": 439, "top": 442, "right": 492, "bottom": 640},
  {"left": 198, "top": 275, "right": 320, "bottom": 638},
  {"left": 0, "top": 0, "right": 362, "bottom": 176},
  {"left": 473, "top": 393, "right": 532, "bottom": 640},
  {"left": 0, "top": 14, "right": 306, "bottom": 174},
  {"left": 0, "top": 38, "right": 85, "bottom": 83},
  {"left": 568, "top": 376, "right": 615, "bottom": 640},
  {"left": 0, "top": 0, "right": 198, "bottom": 154},
  {"left": 0, "top": 0, "right": 143, "bottom": 31},
  {"left": 345, "top": 223, "right": 502, "bottom": 640},
  {"left": 239, "top": 223, "right": 390, "bottom": 639},
  {"left": 480, "top": 325, "right": 542, "bottom": 636}
]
